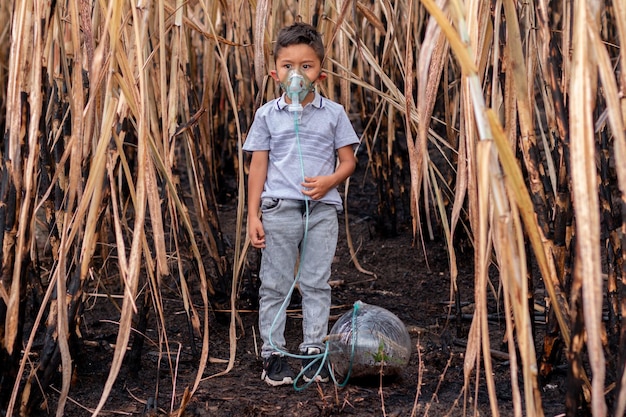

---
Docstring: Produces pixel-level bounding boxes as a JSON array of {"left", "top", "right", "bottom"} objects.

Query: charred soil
[{"left": 30, "top": 160, "right": 569, "bottom": 417}]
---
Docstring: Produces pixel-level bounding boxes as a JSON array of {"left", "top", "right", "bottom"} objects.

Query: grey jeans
[{"left": 258, "top": 198, "right": 338, "bottom": 358}]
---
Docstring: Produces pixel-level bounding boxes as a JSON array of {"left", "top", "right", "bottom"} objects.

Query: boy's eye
[
  {"left": 302, "top": 64, "right": 311, "bottom": 69},
  {"left": 284, "top": 64, "right": 292, "bottom": 69}
]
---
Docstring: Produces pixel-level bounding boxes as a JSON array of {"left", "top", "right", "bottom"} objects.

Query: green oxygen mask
[{"left": 283, "top": 68, "right": 314, "bottom": 114}]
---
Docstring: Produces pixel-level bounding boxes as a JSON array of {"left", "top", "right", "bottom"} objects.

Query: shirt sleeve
[
  {"left": 334, "top": 108, "right": 360, "bottom": 150},
  {"left": 242, "top": 104, "right": 272, "bottom": 152}
]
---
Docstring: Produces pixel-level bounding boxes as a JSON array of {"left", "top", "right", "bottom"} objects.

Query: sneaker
[
  {"left": 261, "top": 354, "right": 296, "bottom": 386},
  {"left": 302, "top": 348, "right": 330, "bottom": 383}
]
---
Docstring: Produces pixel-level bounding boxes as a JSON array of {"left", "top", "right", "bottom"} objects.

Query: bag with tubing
[{"left": 326, "top": 300, "right": 412, "bottom": 379}]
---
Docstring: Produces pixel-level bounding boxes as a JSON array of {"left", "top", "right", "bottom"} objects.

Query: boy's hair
[{"left": 273, "top": 22, "right": 325, "bottom": 63}]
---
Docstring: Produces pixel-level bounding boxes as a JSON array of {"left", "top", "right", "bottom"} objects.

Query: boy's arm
[
  {"left": 247, "top": 150, "right": 269, "bottom": 248},
  {"left": 301, "top": 144, "right": 356, "bottom": 201}
]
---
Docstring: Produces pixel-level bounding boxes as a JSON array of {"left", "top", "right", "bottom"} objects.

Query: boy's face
[{"left": 271, "top": 44, "right": 326, "bottom": 103}]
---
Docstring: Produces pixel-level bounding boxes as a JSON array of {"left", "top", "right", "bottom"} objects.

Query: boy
[{"left": 243, "top": 22, "right": 359, "bottom": 386}]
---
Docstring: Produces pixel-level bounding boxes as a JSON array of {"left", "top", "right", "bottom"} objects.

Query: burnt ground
[{"left": 27, "top": 158, "right": 570, "bottom": 417}]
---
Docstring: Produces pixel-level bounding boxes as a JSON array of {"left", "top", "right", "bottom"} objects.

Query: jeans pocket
[{"left": 260, "top": 198, "right": 281, "bottom": 213}]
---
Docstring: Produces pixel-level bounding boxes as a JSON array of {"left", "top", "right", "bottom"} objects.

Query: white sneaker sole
[
  {"left": 302, "top": 374, "right": 329, "bottom": 383},
  {"left": 261, "top": 371, "right": 294, "bottom": 386}
]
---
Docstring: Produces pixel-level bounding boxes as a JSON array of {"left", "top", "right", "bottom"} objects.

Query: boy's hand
[
  {"left": 248, "top": 216, "right": 266, "bottom": 248},
  {"left": 301, "top": 176, "right": 334, "bottom": 200},
  {"left": 301, "top": 145, "right": 356, "bottom": 200}
]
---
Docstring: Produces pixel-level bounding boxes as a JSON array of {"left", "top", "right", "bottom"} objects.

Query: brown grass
[{"left": 0, "top": 1, "right": 624, "bottom": 416}]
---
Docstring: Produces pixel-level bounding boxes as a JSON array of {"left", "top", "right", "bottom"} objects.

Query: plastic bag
[{"left": 327, "top": 300, "right": 412, "bottom": 379}]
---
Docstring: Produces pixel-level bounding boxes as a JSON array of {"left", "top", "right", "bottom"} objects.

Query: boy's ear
[
  {"left": 316, "top": 72, "right": 327, "bottom": 82},
  {"left": 270, "top": 70, "right": 280, "bottom": 82}
]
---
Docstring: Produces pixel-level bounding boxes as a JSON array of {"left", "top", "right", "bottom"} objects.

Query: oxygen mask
[{"left": 283, "top": 68, "right": 314, "bottom": 113}]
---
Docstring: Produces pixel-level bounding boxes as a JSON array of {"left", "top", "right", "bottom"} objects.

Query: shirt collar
[{"left": 277, "top": 91, "right": 324, "bottom": 110}]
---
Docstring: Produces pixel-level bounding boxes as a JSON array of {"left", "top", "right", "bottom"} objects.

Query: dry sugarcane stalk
[
  {"left": 534, "top": 6, "right": 574, "bottom": 382},
  {"left": 416, "top": 0, "right": 560, "bottom": 413},
  {"left": 490, "top": 109, "right": 546, "bottom": 417},
  {"left": 503, "top": 0, "right": 568, "bottom": 386},
  {"left": 417, "top": 1, "right": 503, "bottom": 415},
  {"left": 9, "top": 22, "right": 64, "bottom": 417},
  {"left": 417, "top": 0, "right": 450, "bottom": 265},
  {"left": 90, "top": 1, "right": 153, "bottom": 413},
  {"left": 7, "top": 0, "right": 222, "bottom": 408},
  {"left": 502, "top": 0, "right": 572, "bottom": 338},
  {"left": 198, "top": 2, "right": 249, "bottom": 387},
  {"left": 596, "top": 0, "right": 626, "bottom": 413},
  {"left": 403, "top": 0, "right": 424, "bottom": 249},
  {"left": 0, "top": 1, "right": 10, "bottom": 132},
  {"left": 599, "top": 130, "right": 620, "bottom": 343},
  {"left": 566, "top": 266, "right": 588, "bottom": 414},
  {"left": 2, "top": 0, "right": 57, "bottom": 413},
  {"left": 458, "top": 2, "right": 502, "bottom": 415},
  {"left": 569, "top": 1, "right": 610, "bottom": 415},
  {"left": 606, "top": 230, "right": 622, "bottom": 348}
]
